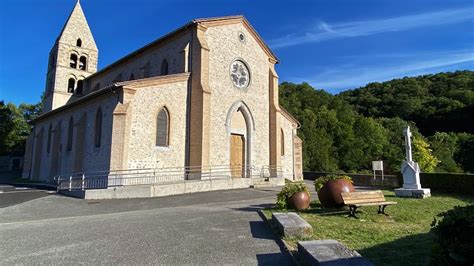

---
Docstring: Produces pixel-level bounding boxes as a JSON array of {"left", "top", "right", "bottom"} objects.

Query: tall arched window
[
  {"left": 160, "top": 59, "right": 169, "bottom": 75},
  {"left": 79, "top": 56, "right": 87, "bottom": 70},
  {"left": 94, "top": 108, "right": 102, "bottom": 148},
  {"left": 68, "top": 78, "right": 76, "bottom": 93},
  {"left": 280, "top": 128, "right": 285, "bottom": 156},
  {"left": 70, "top": 54, "right": 77, "bottom": 68},
  {"left": 67, "top": 117, "right": 74, "bottom": 151},
  {"left": 76, "top": 80, "right": 83, "bottom": 95},
  {"left": 156, "top": 108, "right": 169, "bottom": 147},
  {"left": 47, "top": 124, "right": 52, "bottom": 153},
  {"left": 76, "top": 38, "right": 82, "bottom": 47}
]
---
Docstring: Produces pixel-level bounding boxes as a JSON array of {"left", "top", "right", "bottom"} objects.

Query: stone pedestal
[{"left": 395, "top": 161, "right": 430, "bottom": 198}]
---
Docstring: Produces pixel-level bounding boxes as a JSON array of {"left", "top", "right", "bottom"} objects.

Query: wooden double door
[{"left": 230, "top": 134, "right": 245, "bottom": 178}]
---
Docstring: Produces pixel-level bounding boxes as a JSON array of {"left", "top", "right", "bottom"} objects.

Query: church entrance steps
[{"left": 60, "top": 177, "right": 285, "bottom": 200}]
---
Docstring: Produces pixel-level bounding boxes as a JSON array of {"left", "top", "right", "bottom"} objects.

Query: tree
[
  {"left": 429, "top": 132, "right": 462, "bottom": 173},
  {"left": 413, "top": 135, "right": 439, "bottom": 172}
]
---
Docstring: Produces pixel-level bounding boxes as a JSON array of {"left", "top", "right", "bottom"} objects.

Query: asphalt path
[{"left": 0, "top": 186, "right": 294, "bottom": 265}]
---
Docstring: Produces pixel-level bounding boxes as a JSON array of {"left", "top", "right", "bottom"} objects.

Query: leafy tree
[
  {"left": 429, "top": 132, "right": 462, "bottom": 173},
  {"left": 412, "top": 135, "right": 439, "bottom": 172},
  {"left": 0, "top": 100, "right": 42, "bottom": 155}
]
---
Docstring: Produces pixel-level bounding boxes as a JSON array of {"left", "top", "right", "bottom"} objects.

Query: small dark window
[
  {"left": 161, "top": 59, "right": 169, "bottom": 75},
  {"left": 70, "top": 54, "right": 77, "bottom": 68},
  {"left": 156, "top": 108, "right": 169, "bottom": 147},
  {"left": 129, "top": 73, "right": 135, "bottom": 80},
  {"left": 76, "top": 38, "right": 82, "bottom": 47},
  {"left": 47, "top": 124, "right": 52, "bottom": 153},
  {"left": 76, "top": 80, "right": 84, "bottom": 95},
  {"left": 67, "top": 117, "right": 74, "bottom": 151},
  {"left": 94, "top": 108, "right": 102, "bottom": 148},
  {"left": 68, "top": 78, "right": 76, "bottom": 93},
  {"left": 79, "top": 56, "right": 87, "bottom": 70}
]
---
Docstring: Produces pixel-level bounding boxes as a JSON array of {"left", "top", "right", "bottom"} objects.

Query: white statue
[{"left": 395, "top": 126, "right": 431, "bottom": 198}]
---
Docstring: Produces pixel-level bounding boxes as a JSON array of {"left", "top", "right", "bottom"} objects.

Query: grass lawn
[{"left": 263, "top": 191, "right": 473, "bottom": 266}]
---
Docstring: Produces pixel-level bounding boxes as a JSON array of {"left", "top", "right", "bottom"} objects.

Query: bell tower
[{"left": 42, "top": 0, "right": 98, "bottom": 113}]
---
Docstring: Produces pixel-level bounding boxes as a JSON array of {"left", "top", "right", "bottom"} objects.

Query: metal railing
[{"left": 56, "top": 165, "right": 282, "bottom": 191}]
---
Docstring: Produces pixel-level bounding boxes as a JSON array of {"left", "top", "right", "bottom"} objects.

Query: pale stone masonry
[{"left": 22, "top": 1, "right": 303, "bottom": 183}]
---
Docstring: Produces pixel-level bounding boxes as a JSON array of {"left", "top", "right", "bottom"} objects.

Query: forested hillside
[
  {"left": 279, "top": 70, "right": 474, "bottom": 174},
  {"left": 339, "top": 71, "right": 474, "bottom": 135}
]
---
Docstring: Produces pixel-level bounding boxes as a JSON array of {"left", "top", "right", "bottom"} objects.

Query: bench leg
[
  {"left": 348, "top": 206, "right": 358, "bottom": 218},
  {"left": 378, "top": 205, "right": 387, "bottom": 215}
]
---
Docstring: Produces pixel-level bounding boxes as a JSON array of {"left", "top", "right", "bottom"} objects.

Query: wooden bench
[{"left": 341, "top": 190, "right": 397, "bottom": 218}]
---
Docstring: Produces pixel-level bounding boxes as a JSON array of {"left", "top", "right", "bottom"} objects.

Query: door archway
[{"left": 225, "top": 101, "right": 255, "bottom": 177}]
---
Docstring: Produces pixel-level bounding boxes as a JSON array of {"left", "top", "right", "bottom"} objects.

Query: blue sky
[{"left": 1, "top": 0, "right": 473, "bottom": 105}]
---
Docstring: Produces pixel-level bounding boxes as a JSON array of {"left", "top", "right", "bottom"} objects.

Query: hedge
[{"left": 420, "top": 173, "right": 474, "bottom": 195}]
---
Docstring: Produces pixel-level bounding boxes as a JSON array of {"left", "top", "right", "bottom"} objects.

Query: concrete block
[
  {"left": 298, "top": 240, "right": 373, "bottom": 266},
  {"left": 272, "top": 212, "right": 312, "bottom": 238},
  {"left": 185, "top": 180, "right": 211, "bottom": 193},
  {"left": 395, "top": 188, "right": 431, "bottom": 198},
  {"left": 154, "top": 183, "right": 185, "bottom": 197}
]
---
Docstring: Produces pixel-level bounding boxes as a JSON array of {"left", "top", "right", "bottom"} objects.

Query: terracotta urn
[
  {"left": 288, "top": 191, "right": 311, "bottom": 210},
  {"left": 317, "top": 179, "right": 355, "bottom": 208}
]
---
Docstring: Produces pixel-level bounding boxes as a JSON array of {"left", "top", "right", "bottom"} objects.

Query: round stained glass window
[{"left": 230, "top": 60, "right": 250, "bottom": 89}]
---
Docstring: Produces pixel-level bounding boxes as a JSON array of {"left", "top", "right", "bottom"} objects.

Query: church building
[{"left": 22, "top": 1, "right": 303, "bottom": 185}]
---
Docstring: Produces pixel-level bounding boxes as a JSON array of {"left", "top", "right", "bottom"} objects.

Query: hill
[
  {"left": 338, "top": 70, "right": 474, "bottom": 135},
  {"left": 279, "top": 70, "right": 474, "bottom": 174}
]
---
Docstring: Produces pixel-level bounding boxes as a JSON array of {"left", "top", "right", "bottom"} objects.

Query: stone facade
[{"left": 22, "top": 2, "right": 302, "bottom": 183}]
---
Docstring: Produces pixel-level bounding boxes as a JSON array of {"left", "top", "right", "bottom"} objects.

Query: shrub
[
  {"left": 276, "top": 182, "right": 310, "bottom": 209},
  {"left": 314, "top": 174, "right": 352, "bottom": 192},
  {"left": 421, "top": 173, "right": 474, "bottom": 195},
  {"left": 430, "top": 205, "right": 474, "bottom": 265}
]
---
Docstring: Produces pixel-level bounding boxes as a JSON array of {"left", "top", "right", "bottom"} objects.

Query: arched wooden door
[{"left": 230, "top": 134, "right": 245, "bottom": 178}]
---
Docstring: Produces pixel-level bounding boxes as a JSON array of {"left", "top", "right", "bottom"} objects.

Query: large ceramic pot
[
  {"left": 288, "top": 191, "right": 311, "bottom": 210},
  {"left": 317, "top": 179, "right": 355, "bottom": 208}
]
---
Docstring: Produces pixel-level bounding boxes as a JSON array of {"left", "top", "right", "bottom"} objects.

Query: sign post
[{"left": 372, "top": 161, "right": 384, "bottom": 185}]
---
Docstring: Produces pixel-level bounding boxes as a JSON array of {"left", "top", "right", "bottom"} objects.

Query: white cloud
[
  {"left": 270, "top": 8, "right": 474, "bottom": 49},
  {"left": 292, "top": 51, "right": 474, "bottom": 92}
]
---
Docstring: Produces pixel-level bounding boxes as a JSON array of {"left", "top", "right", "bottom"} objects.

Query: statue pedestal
[{"left": 395, "top": 161, "right": 431, "bottom": 198}]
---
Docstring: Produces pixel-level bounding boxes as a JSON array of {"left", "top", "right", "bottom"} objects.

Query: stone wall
[
  {"left": 125, "top": 80, "right": 189, "bottom": 169},
  {"left": 205, "top": 23, "right": 271, "bottom": 170},
  {"left": 87, "top": 32, "right": 191, "bottom": 94},
  {"left": 27, "top": 94, "right": 117, "bottom": 182},
  {"left": 280, "top": 113, "right": 296, "bottom": 180}
]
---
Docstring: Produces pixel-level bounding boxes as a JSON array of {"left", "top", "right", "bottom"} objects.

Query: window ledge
[{"left": 155, "top": 146, "right": 171, "bottom": 152}]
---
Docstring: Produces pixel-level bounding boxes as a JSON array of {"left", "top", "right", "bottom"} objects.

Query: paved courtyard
[{"left": 0, "top": 185, "right": 293, "bottom": 265}]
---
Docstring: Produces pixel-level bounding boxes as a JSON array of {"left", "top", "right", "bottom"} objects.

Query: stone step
[
  {"left": 272, "top": 212, "right": 313, "bottom": 238},
  {"left": 298, "top": 240, "right": 374, "bottom": 266}
]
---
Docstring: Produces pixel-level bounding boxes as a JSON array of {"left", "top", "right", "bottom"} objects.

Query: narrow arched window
[
  {"left": 76, "top": 38, "right": 82, "bottom": 47},
  {"left": 129, "top": 73, "right": 135, "bottom": 80},
  {"left": 94, "top": 108, "right": 102, "bottom": 148},
  {"left": 156, "top": 108, "right": 169, "bottom": 147},
  {"left": 47, "top": 124, "right": 52, "bottom": 153},
  {"left": 79, "top": 56, "right": 87, "bottom": 70},
  {"left": 160, "top": 59, "right": 169, "bottom": 75},
  {"left": 67, "top": 117, "right": 74, "bottom": 151},
  {"left": 68, "top": 78, "right": 76, "bottom": 93},
  {"left": 281, "top": 128, "right": 285, "bottom": 156},
  {"left": 76, "top": 80, "right": 83, "bottom": 95},
  {"left": 70, "top": 54, "right": 77, "bottom": 68}
]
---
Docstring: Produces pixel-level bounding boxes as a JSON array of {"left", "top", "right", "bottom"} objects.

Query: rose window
[{"left": 230, "top": 60, "right": 250, "bottom": 89}]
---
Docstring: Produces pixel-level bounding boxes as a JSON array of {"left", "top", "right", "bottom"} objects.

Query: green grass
[{"left": 263, "top": 191, "right": 473, "bottom": 266}]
